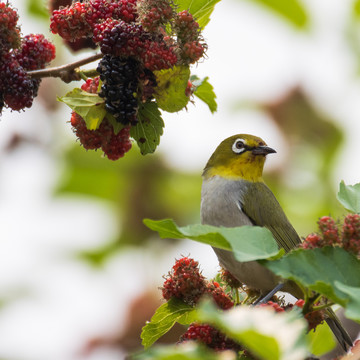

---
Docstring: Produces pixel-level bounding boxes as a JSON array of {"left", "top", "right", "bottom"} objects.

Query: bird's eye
[{"left": 232, "top": 139, "right": 246, "bottom": 154}]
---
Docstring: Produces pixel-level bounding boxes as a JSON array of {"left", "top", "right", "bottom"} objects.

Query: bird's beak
[{"left": 252, "top": 146, "right": 277, "bottom": 155}]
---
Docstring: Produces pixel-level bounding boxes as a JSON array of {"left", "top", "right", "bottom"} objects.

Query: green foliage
[
  {"left": 57, "top": 145, "right": 201, "bottom": 252},
  {"left": 337, "top": 181, "right": 360, "bottom": 213},
  {"left": 130, "top": 102, "right": 164, "bottom": 154},
  {"left": 264, "top": 247, "right": 360, "bottom": 321},
  {"left": 154, "top": 66, "right": 190, "bottom": 112},
  {"left": 144, "top": 219, "right": 282, "bottom": 261},
  {"left": 58, "top": 88, "right": 106, "bottom": 130},
  {"left": 174, "top": 0, "right": 221, "bottom": 28},
  {"left": 191, "top": 76, "right": 217, "bottom": 113},
  {"left": 246, "top": 0, "right": 308, "bottom": 28},
  {"left": 196, "top": 300, "right": 308, "bottom": 360},
  {"left": 354, "top": 0, "right": 360, "bottom": 18},
  {"left": 141, "top": 298, "right": 197, "bottom": 348},
  {"left": 306, "top": 322, "right": 336, "bottom": 356},
  {"left": 134, "top": 342, "right": 222, "bottom": 360},
  {"left": 26, "top": 0, "right": 49, "bottom": 19}
]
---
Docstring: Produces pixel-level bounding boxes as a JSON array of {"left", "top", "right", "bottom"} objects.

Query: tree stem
[{"left": 26, "top": 53, "right": 103, "bottom": 83}]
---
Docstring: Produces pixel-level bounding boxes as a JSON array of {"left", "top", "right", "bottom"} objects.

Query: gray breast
[
  {"left": 200, "top": 176, "right": 281, "bottom": 293},
  {"left": 200, "top": 176, "right": 253, "bottom": 227}
]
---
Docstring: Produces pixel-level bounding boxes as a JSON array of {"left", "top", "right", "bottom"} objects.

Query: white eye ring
[{"left": 232, "top": 138, "right": 246, "bottom": 154}]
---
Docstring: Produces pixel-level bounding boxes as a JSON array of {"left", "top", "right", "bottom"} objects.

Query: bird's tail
[{"left": 325, "top": 308, "right": 353, "bottom": 352}]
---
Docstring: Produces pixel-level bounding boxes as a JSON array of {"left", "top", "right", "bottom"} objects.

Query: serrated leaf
[
  {"left": 154, "top": 66, "right": 190, "bottom": 112},
  {"left": 134, "top": 342, "right": 221, "bottom": 360},
  {"left": 130, "top": 102, "right": 164, "bottom": 155},
  {"left": 58, "top": 88, "right": 106, "bottom": 130},
  {"left": 196, "top": 300, "right": 308, "bottom": 360},
  {"left": 143, "top": 219, "right": 281, "bottom": 262},
  {"left": 246, "top": 0, "right": 308, "bottom": 29},
  {"left": 264, "top": 247, "right": 360, "bottom": 321},
  {"left": 191, "top": 76, "right": 217, "bottom": 113},
  {"left": 337, "top": 181, "right": 360, "bottom": 213},
  {"left": 141, "top": 298, "right": 196, "bottom": 348},
  {"left": 306, "top": 321, "right": 336, "bottom": 356},
  {"left": 174, "top": 0, "right": 221, "bottom": 28}
]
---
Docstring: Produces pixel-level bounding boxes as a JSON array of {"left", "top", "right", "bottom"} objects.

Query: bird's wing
[{"left": 240, "top": 182, "right": 301, "bottom": 252}]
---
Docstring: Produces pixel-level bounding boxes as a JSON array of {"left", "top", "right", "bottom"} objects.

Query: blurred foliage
[
  {"left": 254, "top": 88, "right": 346, "bottom": 236},
  {"left": 26, "top": 0, "right": 49, "bottom": 19},
  {"left": 56, "top": 144, "right": 201, "bottom": 264},
  {"left": 246, "top": 0, "right": 308, "bottom": 29},
  {"left": 348, "top": 0, "right": 360, "bottom": 73}
]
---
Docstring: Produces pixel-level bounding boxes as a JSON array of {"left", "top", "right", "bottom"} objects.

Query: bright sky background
[{"left": 1, "top": 0, "right": 360, "bottom": 359}]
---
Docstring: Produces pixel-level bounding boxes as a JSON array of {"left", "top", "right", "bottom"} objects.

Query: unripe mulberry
[
  {"left": 342, "top": 214, "right": 360, "bottom": 256},
  {"left": 179, "top": 323, "right": 242, "bottom": 352},
  {"left": 0, "top": 2, "right": 21, "bottom": 53},
  {"left": 220, "top": 268, "right": 242, "bottom": 289},
  {"left": 137, "top": 0, "right": 175, "bottom": 32},
  {"left": 206, "top": 281, "right": 234, "bottom": 310},
  {"left": 71, "top": 77, "right": 132, "bottom": 160},
  {"left": 259, "top": 301, "right": 285, "bottom": 313},
  {"left": 318, "top": 216, "right": 339, "bottom": 246},
  {"left": 182, "top": 40, "right": 205, "bottom": 64},
  {"left": 162, "top": 256, "right": 207, "bottom": 306},
  {"left": 174, "top": 10, "right": 200, "bottom": 43},
  {"left": 302, "top": 234, "right": 322, "bottom": 249},
  {"left": 15, "top": 34, "right": 56, "bottom": 70},
  {"left": 50, "top": 2, "right": 93, "bottom": 41}
]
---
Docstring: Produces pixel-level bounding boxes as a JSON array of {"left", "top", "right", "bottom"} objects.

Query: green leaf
[
  {"left": 141, "top": 298, "right": 197, "bottom": 349},
  {"left": 134, "top": 342, "right": 221, "bottom": 360},
  {"left": 246, "top": 0, "right": 308, "bottom": 28},
  {"left": 337, "top": 181, "right": 360, "bottom": 213},
  {"left": 144, "top": 219, "right": 281, "bottom": 262},
  {"left": 106, "top": 113, "right": 125, "bottom": 135},
  {"left": 196, "top": 300, "right": 308, "bottom": 360},
  {"left": 174, "top": 0, "right": 221, "bottom": 28},
  {"left": 306, "top": 322, "right": 336, "bottom": 356},
  {"left": 265, "top": 247, "right": 360, "bottom": 321},
  {"left": 58, "top": 88, "right": 106, "bottom": 130},
  {"left": 191, "top": 76, "right": 217, "bottom": 113},
  {"left": 334, "top": 282, "right": 360, "bottom": 322},
  {"left": 130, "top": 102, "right": 164, "bottom": 155},
  {"left": 154, "top": 66, "right": 190, "bottom": 112}
]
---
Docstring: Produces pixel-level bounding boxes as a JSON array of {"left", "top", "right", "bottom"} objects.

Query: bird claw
[{"left": 252, "top": 283, "right": 284, "bottom": 306}]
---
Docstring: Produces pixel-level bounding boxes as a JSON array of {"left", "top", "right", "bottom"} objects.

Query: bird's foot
[{"left": 252, "top": 283, "right": 284, "bottom": 306}]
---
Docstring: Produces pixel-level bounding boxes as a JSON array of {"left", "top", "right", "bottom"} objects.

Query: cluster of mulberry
[
  {"left": 71, "top": 77, "right": 132, "bottom": 160},
  {"left": 259, "top": 299, "right": 325, "bottom": 331},
  {"left": 162, "top": 256, "right": 234, "bottom": 309},
  {"left": 50, "top": 0, "right": 206, "bottom": 149},
  {"left": 301, "top": 214, "right": 360, "bottom": 257},
  {"left": 178, "top": 323, "right": 243, "bottom": 353},
  {"left": 162, "top": 256, "right": 329, "bottom": 355},
  {"left": 0, "top": 3, "right": 56, "bottom": 112}
]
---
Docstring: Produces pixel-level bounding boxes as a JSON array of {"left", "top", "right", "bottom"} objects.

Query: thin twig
[{"left": 27, "top": 53, "right": 103, "bottom": 82}]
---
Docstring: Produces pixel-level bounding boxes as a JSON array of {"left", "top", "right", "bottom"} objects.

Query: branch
[{"left": 27, "top": 52, "right": 103, "bottom": 83}]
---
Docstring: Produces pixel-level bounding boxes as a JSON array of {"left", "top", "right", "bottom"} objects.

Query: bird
[{"left": 200, "top": 134, "right": 352, "bottom": 351}]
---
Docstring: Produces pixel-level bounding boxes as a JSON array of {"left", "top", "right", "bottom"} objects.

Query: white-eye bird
[{"left": 200, "top": 134, "right": 352, "bottom": 351}]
